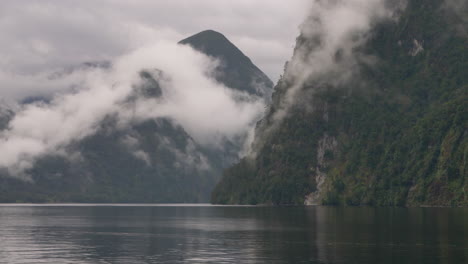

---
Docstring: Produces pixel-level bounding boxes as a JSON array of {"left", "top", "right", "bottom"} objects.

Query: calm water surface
[{"left": 0, "top": 204, "right": 467, "bottom": 263}]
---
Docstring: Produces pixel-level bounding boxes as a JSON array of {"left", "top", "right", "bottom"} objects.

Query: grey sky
[{"left": 0, "top": 0, "right": 310, "bottom": 87}]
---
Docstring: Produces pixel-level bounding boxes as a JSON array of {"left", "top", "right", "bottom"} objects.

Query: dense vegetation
[{"left": 212, "top": 0, "right": 468, "bottom": 206}]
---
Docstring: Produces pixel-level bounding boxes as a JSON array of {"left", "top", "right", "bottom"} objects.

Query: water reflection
[
  {"left": 0, "top": 205, "right": 467, "bottom": 263},
  {"left": 305, "top": 207, "right": 468, "bottom": 264}
]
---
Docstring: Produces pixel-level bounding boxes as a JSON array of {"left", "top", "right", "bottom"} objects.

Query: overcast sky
[{"left": 0, "top": 0, "right": 310, "bottom": 86}]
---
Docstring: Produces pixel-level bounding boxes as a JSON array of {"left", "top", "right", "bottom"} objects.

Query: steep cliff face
[{"left": 212, "top": 0, "right": 467, "bottom": 206}]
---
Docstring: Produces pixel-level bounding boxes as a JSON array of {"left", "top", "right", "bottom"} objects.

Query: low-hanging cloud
[
  {"left": 269, "top": 0, "right": 405, "bottom": 126},
  {"left": 0, "top": 41, "right": 265, "bottom": 177},
  {"left": 245, "top": 0, "right": 408, "bottom": 157}
]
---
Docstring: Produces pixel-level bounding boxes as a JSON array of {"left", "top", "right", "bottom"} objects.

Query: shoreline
[{"left": 0, "top": 203, "right": 465, "bottom": 208}]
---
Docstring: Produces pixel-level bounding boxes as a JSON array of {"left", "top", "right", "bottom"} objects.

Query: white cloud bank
[{"left": 0, "top": 42, "right": 264, "bottom": 176}]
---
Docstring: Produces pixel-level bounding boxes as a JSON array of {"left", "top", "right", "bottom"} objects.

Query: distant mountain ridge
[{"left": 0, "top": 30, "right": 273, "bottom": 203}]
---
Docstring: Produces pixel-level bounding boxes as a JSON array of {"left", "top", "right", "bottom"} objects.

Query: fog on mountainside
[
  {"left": 212, "top": 0, "right": 468, "bottom": 207},
  {"left": 0, "top": 30, "right": 273, "bottom": 203}
]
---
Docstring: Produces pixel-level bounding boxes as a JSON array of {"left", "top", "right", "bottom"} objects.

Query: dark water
[{"left": 0, "top": 205, "right": 467, "bottom": 264}]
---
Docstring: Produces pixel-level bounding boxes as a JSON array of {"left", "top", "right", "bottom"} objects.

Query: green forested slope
[{"left": 212, "top": 0, "right": 468, "bottom": 206}]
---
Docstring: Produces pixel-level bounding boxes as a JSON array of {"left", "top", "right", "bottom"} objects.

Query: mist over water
[{"left": 0, "top": 205, "right": 467, "bottom": 264}]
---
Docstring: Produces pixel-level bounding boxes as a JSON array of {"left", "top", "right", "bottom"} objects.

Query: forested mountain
[
  {"left": 0, "top": 30, "right": 273, "bottom": 203},
  {"left": 212, "top": 0, "right": 468, "bottom": 206}
]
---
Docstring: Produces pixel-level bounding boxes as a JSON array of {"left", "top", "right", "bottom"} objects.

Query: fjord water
[{"left": 0, "top": 205, "right": 467, "bottom": 264}]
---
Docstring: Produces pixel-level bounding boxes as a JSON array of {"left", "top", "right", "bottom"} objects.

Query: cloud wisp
[
  {"left": 0, "top": 41, "right": 265, "bottom": 177},
  {"left": 269, "top": 0, "right": 405, "bottom": 126}
]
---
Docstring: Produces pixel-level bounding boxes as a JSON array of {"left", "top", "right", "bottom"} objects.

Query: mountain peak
[
  {"left": 186, "top": 29, "right": 227, "bottom": 39},
  {"left": 179, "top": 30, "right": 248, "bottom": 64},
  {"left": 179, "top": 30, "right": 273, "bottom": 98}
]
